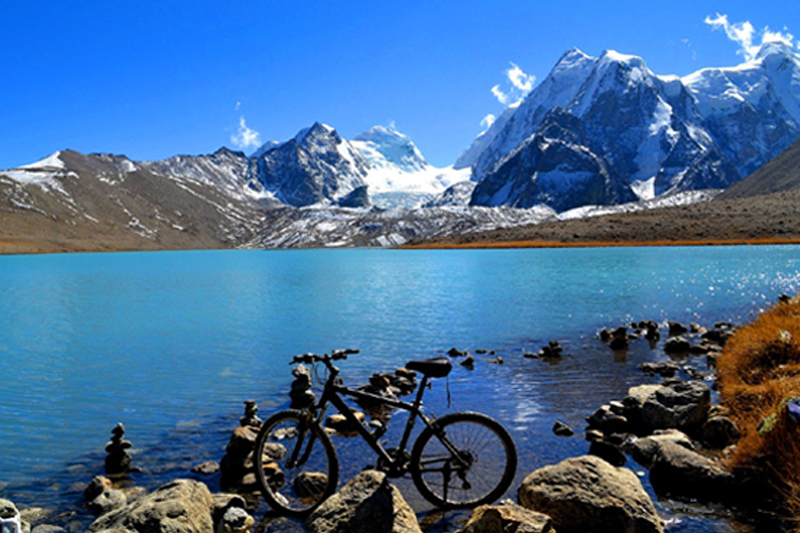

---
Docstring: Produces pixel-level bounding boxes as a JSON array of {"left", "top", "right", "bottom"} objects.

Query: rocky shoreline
[{"left": 0, "top": 309, "right": 791, "bottom": 533}]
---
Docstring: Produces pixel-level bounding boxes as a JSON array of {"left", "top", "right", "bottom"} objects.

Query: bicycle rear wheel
[
  {"left": 254, "top": 409, "right": 339, "bottom": 518},
  {"left": 410, "top": 411, "right": 517, "bottom": 508}
]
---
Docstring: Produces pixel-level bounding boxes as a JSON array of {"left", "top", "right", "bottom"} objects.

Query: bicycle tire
[
  {"left": 410, "top": 411, "right": 517, "bottom": 508},
  {"left": 254, "top": 409, "right": 339, "bottom": 518}
]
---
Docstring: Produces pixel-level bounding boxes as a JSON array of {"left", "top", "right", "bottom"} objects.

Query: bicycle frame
[{"left": 307, "top": 361, "right": 442, "bottom": 473}]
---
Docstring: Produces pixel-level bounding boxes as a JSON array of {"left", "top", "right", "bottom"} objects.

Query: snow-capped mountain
[
  {"left": 253, "top": 122, "right": 371, "bottom": 207},
  {"left": 683, "top": 41, "right": 800, "bottom": 177},
  {"left": 350, "top": 126, "right": 470, "bottom": 208},
  {"left": 461, "top": 43, "right": 800, "bottom": 212}
]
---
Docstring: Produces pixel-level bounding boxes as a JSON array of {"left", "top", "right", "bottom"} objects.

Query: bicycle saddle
[{"left": 406, "top": 357, "right": 452, "bottom": 378}]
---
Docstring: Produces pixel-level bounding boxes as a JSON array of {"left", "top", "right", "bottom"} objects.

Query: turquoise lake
[{"left": 2, "top": 246, "right": 800, "bottom": 531}]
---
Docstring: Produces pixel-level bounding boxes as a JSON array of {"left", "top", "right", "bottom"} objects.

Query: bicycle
[{"left": 253, "top": 349, "right": 518, "bottom": 518}]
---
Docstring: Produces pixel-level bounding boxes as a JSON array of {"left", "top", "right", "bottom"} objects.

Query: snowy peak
[
  {"left": 253, "top": 122, "right": 370, "bottom": 208},
  {"left": 350, "top": 125, "right": 470, "bottom": 209},
  {"left": 755, "top": 40, "right": 798, "bottom": 63},
  {"left": 352, "top": 126, "right": 427, "bottom": 173},
  {"left": 294, "top": 121, "right": 338, "bottom": 149}
]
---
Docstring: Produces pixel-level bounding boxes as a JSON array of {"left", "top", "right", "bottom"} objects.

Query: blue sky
[{"left": 2, "top": 1, "right": 799, "bottom": 170}]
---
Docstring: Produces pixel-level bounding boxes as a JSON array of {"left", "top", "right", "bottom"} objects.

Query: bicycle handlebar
[{"left": 289, "top": 348, "right": 359, "bottom": 365}]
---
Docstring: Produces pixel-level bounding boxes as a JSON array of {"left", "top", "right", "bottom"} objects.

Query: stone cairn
[
  {"left": 105, "top": 423, "right": 133, "bottom": 476},
  {"left": 289, "top": 364, "right": 316, "bottom": 409},
  {"left": 220, "top": 400, "right": 263, "bottom": 492}
]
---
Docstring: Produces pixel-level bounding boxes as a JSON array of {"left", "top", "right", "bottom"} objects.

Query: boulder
[
  {"left": 630, "top": 429, "right": 694, "bottom": 469},
  {"left": 701, "top": 416, "right": 740, "bottom": 449},
  {"left": 588, "top": 441, "right": 627, "bottom": 467},
  {"left": 663, "top": 336, "right": 691, "bottom": 354},
  {"left": 586, "top": 405, "right": 629, "bottom": 435},
  {"left": 462, "top": 504, "right": 554, "bottom": 533},
  {"left": 640, "top": 380, "right": 711, "bottom": 434},
  {"left": 87, "top": 479, "right": 215, "bottom": 533},
  {"left": 518, "top": 455, "right": 663, "bottom": 533},
  {"left": 0, "top": 499, "right": 21, "bottom": 533},
  {"left": 649, "top": 442, "right": 737, "bottom": 502},
  {"left": 306, "top": 470, "right": 421, "bottom": 533},
  {"left": 668, "top": 321, "right": 688, "bottom": 336},
  {"left": 638, "top": 362, "right": 679, "bottom": 378}
]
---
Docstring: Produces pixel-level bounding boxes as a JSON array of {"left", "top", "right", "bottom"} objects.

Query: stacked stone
[
  {"left": 239, "top": 400, "right": 262, "bottom": 428},
  {"left": 289, "top": 364, "right": 316, "bottom": 409},
  {"left": 220, "top": 401, "right": 263, "bottom": 493},
  {"left": 105, "top": 423, "right": 133, "bottom": 476}
]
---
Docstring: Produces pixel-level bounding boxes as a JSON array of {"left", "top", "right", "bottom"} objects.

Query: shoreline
[{"left": 400, "top": 237, "right": 800, "bottom": 250}]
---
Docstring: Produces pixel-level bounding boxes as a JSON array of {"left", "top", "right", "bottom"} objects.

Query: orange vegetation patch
[
  {"left": 717, "top": 297, "right": 800, "bottom": 521},
  {"left": 401, "top": 237, "right": 800, "bottom": 250}
]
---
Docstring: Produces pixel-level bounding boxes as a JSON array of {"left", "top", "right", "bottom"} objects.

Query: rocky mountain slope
[
  {"left": 456, "top": 43, "right": 800, "bottom": 212},
  {"left": 0, "top": 150, "right": 267, "bottom": 253},
  {"left": 717, "top": 137, "right": 800, "bottom": 200}
]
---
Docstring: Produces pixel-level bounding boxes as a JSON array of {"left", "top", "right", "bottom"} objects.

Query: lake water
[{"left": 2, "top": 246, "right": 800, "bottom": 531}]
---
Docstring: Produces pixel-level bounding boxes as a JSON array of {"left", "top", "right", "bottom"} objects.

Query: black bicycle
[{"left": 253, "top": 349, "right": 517, "bottom": 518}]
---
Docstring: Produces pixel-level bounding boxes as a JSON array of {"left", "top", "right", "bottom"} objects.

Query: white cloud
[
  {"left": 704, "top": 13, "right": 797, "bottom": 61},
  {"left": 507, "top": 63, "right": 535, "bottom": 92},
  {"left": 481, "top": 114, "right": 496, "bottom": 130},
  {"left": 491, "top": 62, "right": 536, "bottom": 106},
  {"left": 230, "top": 116, "right": 261, "bottom": 150}
]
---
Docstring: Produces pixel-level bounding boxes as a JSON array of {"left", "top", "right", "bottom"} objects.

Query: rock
[
  {"left": 462, "top": 504, "right": 554, "bottom": 533},
  {"left": 239, "top": 400, "right": 262, "bottom": 428},
  {"left": 306, "top": 470, "right": 421, "bottom": 533},
  {"left": 84, "top": 476, "right": 113, "bottom": 502},
  {"left": 588, "top": 441, "right": 627, "bottom": 467},
  {"left": 640, "top": 380, "right": 711, "bottom": 434},
  {"left": 668, "top": 321, "right": 688, "bottom": 336},
  {"left": 585, "top": 429, "right": 604, "bottom": 442},
  {"left": 0, "top": 499, "right": 19, "bottom": 520},
  {"left": 447, "top": 347, "right": 467, "bottom": 357},
  {"left": 290, "top": 365, "right": 315, "bottom": 409},
  {"left": 88, "top": 488, "right": 128, "bottom": 515},
  {"left": 639, "top": 362, "right": 679, "bottom": 378},
  {"left": 87, "top": 479, "right": 214, "bottom": 533},
  {"left": 649, "top": 442, "right": 737, "bottom": 502},
  {"left": 0, "top": 499, "right": 21, "bottom": 533},
  {"left": 488, "top": 356, "right": 504, "bottom": 364},
  {"left": 518, "top": 455, "right": 662, "bottom": 533},
  {"left": 609, "top": 336, "right": 629, "bottom": 351},
  {"left": 586, "top": 405, "right": 629, "bottom": 435},
  {"left": 220, "top": 425, "right": 259, "bottom": 492},
  {"left": 31, "top": 526, "right": 65, "bottom": 533},
  {"left": 552, "top": 420, "right": 574, "bottom": 437},
  {"left": 460, "top": 355, "right": 475, "bottom": 370},
  {"left": 325, "top": 411, "right": 366, "bottom": 437},
  {"left": 630, "top": 429, "right": 694, "bottom": 469},
  {"left": 215, "top": 507, "right": 253, "bottom": 533},
  {"left": 663, "top": 336, "right": 691, "bottom": 354},
  {"left": 105, "top": 423, "right": 133, "bottom": 476},
  {"left": 701, "top": 416, "right": 741, "bottom": 449},
  {"left": 191, "top": 461, "right": 220, "bottom": 475}
]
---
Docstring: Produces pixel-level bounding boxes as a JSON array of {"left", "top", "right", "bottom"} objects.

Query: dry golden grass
[{"left": 716, "top": 297, "right": 800, "bottom": 521}]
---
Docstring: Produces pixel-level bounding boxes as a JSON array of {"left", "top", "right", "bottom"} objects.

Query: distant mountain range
[
  {"left": 457, "top": 41, "right": 800, "bottom": 211},
  {"left": 2, "top": 41, "right": 800, "bottom": 250}
]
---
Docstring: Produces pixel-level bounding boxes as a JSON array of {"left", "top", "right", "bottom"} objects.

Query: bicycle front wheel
[
  {"left": 410, "top": 411, "right": 517, "bottom": 508},
  {"left": 254, "top": 409, "right": 339, "bottom": 518}
]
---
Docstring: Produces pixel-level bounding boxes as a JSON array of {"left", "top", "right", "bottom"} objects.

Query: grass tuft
[{"left": 716, "top": 296, "right": 800, "bottom": 523}]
